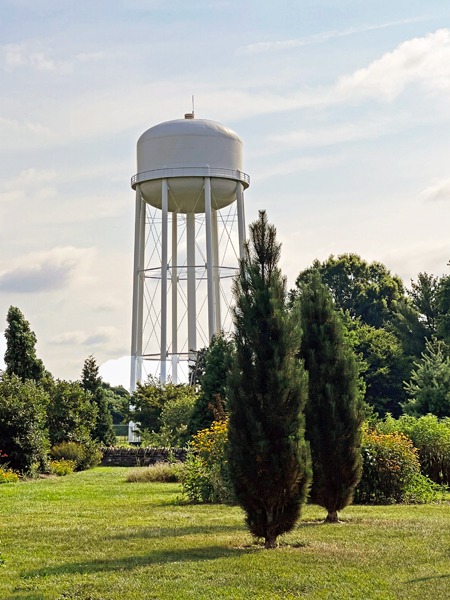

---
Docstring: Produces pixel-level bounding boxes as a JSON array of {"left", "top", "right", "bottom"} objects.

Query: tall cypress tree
[
  {"left": 299, "top": 275, "right": 363, "bottom": 523},
  {"left": 4, "top": 306, "right": 45, "bottom": 383},
  {"left": 81, "top": 356, "right": 116, "bottom": 446},
  {"left": 227, "top": 211, "right": 311, "bottom": 549}
]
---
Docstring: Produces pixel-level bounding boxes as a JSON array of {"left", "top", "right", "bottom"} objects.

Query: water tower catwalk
[{"left": 130, "top": 113, "right": 250, "bottom": 388}]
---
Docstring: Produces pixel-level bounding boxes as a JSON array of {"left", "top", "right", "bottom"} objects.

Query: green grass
[{"left": 1, "top": 468, "right": 449, "bottom": 600}]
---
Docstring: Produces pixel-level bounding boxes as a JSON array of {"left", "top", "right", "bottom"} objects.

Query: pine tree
[
  {"left": 4, "top": 306, "right": 45, "bottom": 383},
  {"left": 227, "top": 211, "right": 311, "bottom": 549},
  {"left": 81, "top": 356, "right": 116, "bottom": 446},
  {"left": 299, "top": 275, "right": 363, "bottom": 523},
  {"left": 187, "top": 331, "right": 232, "bottom": 437},
  {"left": 403, "top": 338, "right": 450, "bottom": 417}
]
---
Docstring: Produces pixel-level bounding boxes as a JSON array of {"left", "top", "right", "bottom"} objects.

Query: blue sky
[{"left": 1, "top": 0, "right": 450, "bottom": 384}]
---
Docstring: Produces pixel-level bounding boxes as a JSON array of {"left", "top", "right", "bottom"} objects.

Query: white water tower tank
[{"left": 130, "top": 113, "right": 249, "bottom": 393}]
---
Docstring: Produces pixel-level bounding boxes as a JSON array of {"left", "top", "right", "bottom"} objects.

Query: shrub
[
  {"left": 378, "top": 414, "right": 450, "bottom": 485},
  {"left": 354, "top": 429, "right": 421, "bottom": 504},
  {"left": 49, "top": 459, "right": 76, "bottom": 476},
  {"left": 182, "top": 419, "right": 234, "bottom": 503},
  {"left": 46, "top": 380, "right": 98, "bottom": 447},
  {"left": 0, "top": 373, "right": 50, "bottom": 472},
  {"left": 51, "top": 441, "right": 102, "bottom": 471},
  {"left": 126, "top": 462, "right": 184, "bottom": 483}
]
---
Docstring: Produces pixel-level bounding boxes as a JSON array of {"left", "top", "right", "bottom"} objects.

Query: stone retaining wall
[{"left": 99, "top": 447, "right": 187, "bottom": 467}]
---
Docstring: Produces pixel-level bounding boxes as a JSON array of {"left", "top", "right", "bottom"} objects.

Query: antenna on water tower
[{"left": 129, "top": 111, "right": 250, "bottom": 440}]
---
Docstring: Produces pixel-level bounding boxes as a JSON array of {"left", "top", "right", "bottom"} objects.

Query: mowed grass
[{"left": 1, "top": 468, "right": 450, "bottom": 600}]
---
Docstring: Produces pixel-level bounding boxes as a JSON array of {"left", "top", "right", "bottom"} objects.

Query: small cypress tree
[
  {"left": 187, "top": 331, "right": 232, "bottom": 437},
  {"left": 4, "top": 306, "right": 45, "bottom": 383},
  {"left": 227, "top": 211, "right": 311, "bottom": 549},
  {"left": 299, "top": 275, "right": 363, "bottom": 523},
  {"left": 81, "top": 356, "right": 116, "bottom": 446}
]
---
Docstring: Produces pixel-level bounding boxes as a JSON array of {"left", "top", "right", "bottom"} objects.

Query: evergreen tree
[
  {"left": 299, "top": 275, "right": 363, "bottom": 523},
  {"left": 4, "top": 306, "right": 45, "bottom": 383},
  {"left": 403, "top": 338, "right": 450, "bottom": 418},
  {"left": 227, "top": 211, "right": 311, "bottom": 549},
  {"left": 81, "top": 356, "right": 115, "bottom": 446},
  {"left": 187, "top": 331, "right": 232, "bottom": 437}
]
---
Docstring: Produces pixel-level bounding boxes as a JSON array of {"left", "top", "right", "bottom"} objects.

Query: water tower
[{"left": 130, "top": 112, "right": 250, "bottom": 390}]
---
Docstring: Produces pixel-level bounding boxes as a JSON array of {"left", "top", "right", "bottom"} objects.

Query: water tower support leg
[
  {"left": 212, "top": 208, "right": 221, "bottom": 333},
  {"left": 237, "top": 182, "right": 246, "bottom": 260},
  {"left": 204, "top": 177, "right": 215, "bottom": 340},
  {"left": 161, "top": 178, "right": 168, "bottom": 383},
  {"left": 187, "top": 212, "right": 197, "bottom": 362},
  {"left": 131, "top": 184, "right": 145, "bottom": 392},
  {"left": 172, "top": 212, "right": 178, "bottom": 384}
]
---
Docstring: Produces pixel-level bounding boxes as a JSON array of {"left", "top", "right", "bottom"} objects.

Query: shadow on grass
[
  {"left": 108, "top": 523, "right": 244, "bottom": 540},
  {"left": 22, "top": 545, "right": 254, "bottom": 579},
  {"left": 406, "top": 574, "right": 450, "bottom": 583}
]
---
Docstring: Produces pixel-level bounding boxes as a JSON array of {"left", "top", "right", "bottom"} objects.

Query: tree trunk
[
  {"left": 264, "top": 534, "right": 277, "bottom": 549},
  {"left": 325, "top": 510, "right": 339, "bottom": 523}
]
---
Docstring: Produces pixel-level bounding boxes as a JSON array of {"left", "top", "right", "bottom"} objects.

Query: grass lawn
[{"left": 1, "top": 467, "right": 449, "bottom": 600}]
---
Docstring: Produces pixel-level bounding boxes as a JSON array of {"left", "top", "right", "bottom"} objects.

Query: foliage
[
  {"left": 354, "top": 429, "right": 421, "bottom": 504},
  {"left": 50, "top": 441, "right": 102, "bottom": 471},
  {"left": 0, "top": 373, "right": 50, "bottom": 472},
  {"left": 182, "top": 419, "right": 233, "bottom": 504},
  {"left": 403, "top": 338, "right": 450, "bottom": 417},
  {"left": 4, "top": 306, "right": 45, "bottom": 383},
  {"left": 409, "top": 272, "right": 440, "bottom": 335},
  {"left": 81, "top": 356, "right": 116, "bottom": 446},
  {"left": 295, "top": 253, "right": 407, "bottom": 329},
  {"left": 436, "top": 275, "right": 450, "bottom": 344},
  {"left": 46, "top": 379, "right": 98, "bottom": 446},
  {"left": 378, "top": 414, "right": 450, "bottom": 485},
  {"left": 101, "top": 382, "right": 130, "bottom": 425},
  {"left": 49, "top": 459, "right": 76, "bottom": 476},
  {"left": 227, "top": 211, "right": 311, "bottom": 548},
  {"left": 126, "top": 462, "right": 184, "bottom": 483},
  {"left": 124, "top": 377, "right": 197, "bottom": 438},
  {"left": 298, "top": 275, "right": 363, "bottom": 521},
  {"left": 341, "top": 312, "right": 408, "bottom": 417},
  {"left": 187, "top": 331, "right": 233, "bottom": 437}
]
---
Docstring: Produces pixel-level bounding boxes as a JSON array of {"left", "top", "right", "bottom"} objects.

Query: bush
[
  {"left": 182, "top": 420, "right": 234, "bottom": 503},
  {"left": 126, "top": 462, "right": 184, "bottom": 483},
  {"left": 0, "top": 373, "right": 50, "bottom": 472},
  {"left": 51, "top": 441, "right": 102, "bottom": 471},
  {"left": 354, "top": 429, "right": 421, "bottom": 504},
  {"left": 49, "top": 460, "right": 76, "bottom": 476},
  {"left": 378, "top": 414, "right": 450, "bottom": 485},
  {"left": 46, "top": 380, "right": 98, "bottom": 447}
]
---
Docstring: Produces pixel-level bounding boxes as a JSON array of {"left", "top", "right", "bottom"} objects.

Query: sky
[{"left": 1, "top": 0, "right": 450, "bottom": 386}]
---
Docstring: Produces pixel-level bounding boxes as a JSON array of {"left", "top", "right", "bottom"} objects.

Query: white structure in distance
[{"left": 130, "top": 111, "right": 250, "bottom": 393}]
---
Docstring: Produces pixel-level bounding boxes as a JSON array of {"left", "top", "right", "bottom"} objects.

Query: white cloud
[
  {"left": 50, "top": 325, "right": 119, "bottom": 346},
  {"left": 238, "top": 17, "right": 432, "bottom": 55},
  {"left": 0, "top": 247, "right": 95, "bottom": 293},
  {"left": 99, "top": 355, "right": 131, "bottom": 389},
  {"left": 3, "top": 43, "right": 72, "bottom": 73},
  {"left": 50, "top": 331, "right": 87, "bottom": 345},
  {"left": 336, "top": 29, "right": 450, "bottom": 101},
  {"left": 419, "top": 177, "right": 450, "bottom": 202},
  {"left": 268, "top": 118, "right": 396, "bottom": 150},
  {"left": 256, "top": 155, "right": 345, "bottom": 180}
]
